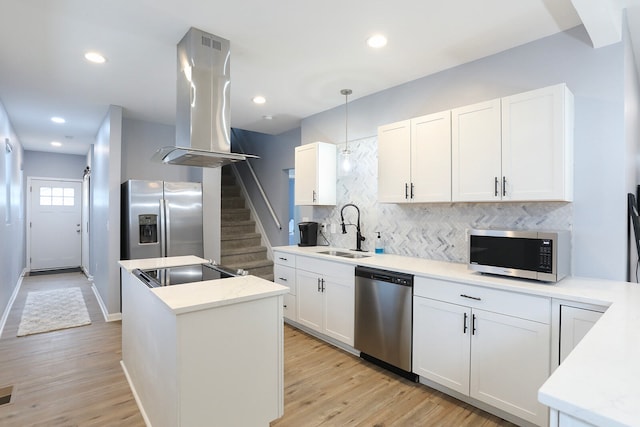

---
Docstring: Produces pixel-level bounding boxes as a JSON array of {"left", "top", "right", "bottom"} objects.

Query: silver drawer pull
[
  {"left": 460, "top": 294, "right": 481, "bottom": 301},
  {"left": 278, "top": 257, "right": 288, "bottom": 261},
  {"left": 278, "top": 277, "right": 288, "bottom": 281}
]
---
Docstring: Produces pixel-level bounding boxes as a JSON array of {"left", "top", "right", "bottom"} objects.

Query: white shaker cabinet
[
  {"left": 295, "top": 256, "right": 355, "bottom": 346},
  {"left": 413, "top": 277, "right": 551, "bottom": 426},
  {"left": 378, "top": 111, "right": 451, "bottom": 203},
  {"left": 273, "top": 251, "right": 297, "bottom": 322},
  {"left": 452, "top": 84, "right": 573, "bottom": 202},
  {"left": 451, "top": 98, "right": 502, "bottom": 201},
  {"left": 559, "top": 305, "right": 603, "bottom": 364},
  {"left": 501, "top": 84, "right": 574, "bottom": 201},
  {"left": 294, "top": 142, "right": 336, "bottom": 205}
]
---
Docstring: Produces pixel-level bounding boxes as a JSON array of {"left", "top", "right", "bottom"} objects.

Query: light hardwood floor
[
  {"left": 272, "top": 326, "right": 517, "bottom": 427},
  {"left": 0, "top": 272, "right": 145, "bottom": 426},
  {"left": 0, "top": 272, "right": 516, "bottom": 426}
]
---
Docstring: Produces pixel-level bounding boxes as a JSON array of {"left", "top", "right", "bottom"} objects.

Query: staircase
[{"left": 220, "top": 166, "right": 274, "bottom": 281}]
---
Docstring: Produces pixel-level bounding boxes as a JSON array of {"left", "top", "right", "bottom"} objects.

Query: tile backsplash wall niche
[{"left": 312, "top": 137, "right": 572, "bottom": 264}]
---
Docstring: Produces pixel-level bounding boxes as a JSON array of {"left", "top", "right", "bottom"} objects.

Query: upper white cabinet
[
  {"left": 378, "top": 111, "right": 452, "bottom": 203},
  {"left": 501, "top": 84, "right": 574, "bottom": 201},
  {"left": 452, "top": 83, "right": 574, "bottom": 202},
  {"left": 451, "top": 99, "right": 502, "bottom": 202},
  {"left": 294, "top": 142, "right": 336, "bottom": 205}
]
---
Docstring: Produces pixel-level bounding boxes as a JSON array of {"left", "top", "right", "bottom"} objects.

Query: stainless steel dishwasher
[{"left": 354, "top": 266, "right": 417, "bottom": 381}]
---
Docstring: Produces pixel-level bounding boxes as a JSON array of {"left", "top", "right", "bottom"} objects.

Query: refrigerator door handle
[
  {"left": 159, "top": 199, "right": 167, "bottom": 257},
  {"left": 165, "top": 200, "right": 171, "bottom": 256}
]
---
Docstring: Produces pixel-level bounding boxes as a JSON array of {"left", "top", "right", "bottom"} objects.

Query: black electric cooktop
[{"left": 133, "top": 263, "right": 237, "bottom": 288}]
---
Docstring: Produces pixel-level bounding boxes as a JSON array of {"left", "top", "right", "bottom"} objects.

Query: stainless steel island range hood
[{"left": 152, "top": 27, "right": 257, "bottom": 168}]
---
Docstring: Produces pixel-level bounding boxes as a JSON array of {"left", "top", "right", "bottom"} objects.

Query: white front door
[{"left": 28, "top": 178, "right": 82, "bottom": 271}]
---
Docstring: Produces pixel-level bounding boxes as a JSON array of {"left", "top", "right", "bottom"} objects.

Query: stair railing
[{"left": 231, "top": 136, "right": 282, "bottom": 230}]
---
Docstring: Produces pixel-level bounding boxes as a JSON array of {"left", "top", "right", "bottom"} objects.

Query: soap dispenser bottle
[{"left": 375, "top": 232, "right": 384, "bottom": 254}]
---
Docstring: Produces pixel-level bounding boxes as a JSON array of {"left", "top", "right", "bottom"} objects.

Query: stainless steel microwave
[{"left": 468, "top": 229, "right": 570, "bottom": 282}]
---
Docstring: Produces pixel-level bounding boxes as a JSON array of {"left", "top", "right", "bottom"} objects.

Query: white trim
[
  {"left": 121, "top": 361, "right": 152, "bottom": 427},
  {"left": 91, "top": 282, "right": 122, "bottom": 322},
  {"left": 230, "top": 166, "right": 274, "bottom": 261},
  {"left": 0, "top": 268, "right": 28, "bottom": 338}
]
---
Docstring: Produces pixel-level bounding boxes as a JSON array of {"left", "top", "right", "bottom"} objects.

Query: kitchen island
[
  {"left": 119, "top": 256, "right": 289, "bottom": 427},
  {"left": 273, "top": 245, "right": 640, "bottom": 427}
]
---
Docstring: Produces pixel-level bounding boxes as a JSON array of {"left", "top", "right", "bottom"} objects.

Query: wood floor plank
[
  {"left": 0, "top": 273, "right": 519, "bottom": 426},
  {"left": 0, "top": 272, "right": 145, "bottom": 427},
  {"left": 271, "top": 325, "right": 518, "bottom": 427}
]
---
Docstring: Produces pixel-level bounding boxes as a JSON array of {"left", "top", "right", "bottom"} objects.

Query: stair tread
[
  {"left": 225, "top": 259, "right": 274, "bottom": 269},
  {"left": 220, "top": 232, "right": 261, "bottom": 241},
  {"left": 221, "top": 220, "right": 255, "bottom": 227},
  {"left": 221, "top": 246, "right": 266, "bottom": 256}
]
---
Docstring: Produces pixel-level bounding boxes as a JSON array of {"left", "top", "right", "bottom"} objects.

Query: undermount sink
[{"left": 317, "top": 250, "right": 372, "bottom": 259}]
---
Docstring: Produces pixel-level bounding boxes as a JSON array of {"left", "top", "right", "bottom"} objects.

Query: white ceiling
[{"left": 0, "top": 0, "right": 629, "bottom": 155}]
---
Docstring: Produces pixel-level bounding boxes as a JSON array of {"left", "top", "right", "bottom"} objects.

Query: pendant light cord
[{"left": 341, "top": 89, "right": 352, "bottom": 152}]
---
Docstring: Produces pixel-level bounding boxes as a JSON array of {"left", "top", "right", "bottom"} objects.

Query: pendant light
[{"left": 339, "top": 89, "right": 352, "bottom": 175}]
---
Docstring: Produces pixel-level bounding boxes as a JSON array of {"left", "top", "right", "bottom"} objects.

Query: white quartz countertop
[
  {"left": 273, "top": 245, "right": 640, "bottom": 427},
  {"left": 120, "top": 256, "right": 288, "bottom": 315},
  {"left": 151, "top": 274, "right": 288, "bottom": 315},
  {"left": 118, "top": 255, "right": 209, "bottom": 272}
]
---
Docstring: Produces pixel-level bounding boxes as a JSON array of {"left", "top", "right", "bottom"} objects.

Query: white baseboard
[
  {"left": 0, "top": 268, "right": 28, "bottom": 338},
  {"left": 91, "top": 283, "right": 122, "bottom": 322},
  {"left": 121, "top": 360, "right": 152, "bottom": 427}
]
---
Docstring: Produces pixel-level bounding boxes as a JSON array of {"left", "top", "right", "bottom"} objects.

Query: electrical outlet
[{"left": 331, "top": 223, "right": 337, "bottom": 234}]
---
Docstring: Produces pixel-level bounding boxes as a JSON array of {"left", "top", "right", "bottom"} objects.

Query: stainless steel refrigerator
[{"left": 121, "top": 180, "right": 203, "bottom": 260}]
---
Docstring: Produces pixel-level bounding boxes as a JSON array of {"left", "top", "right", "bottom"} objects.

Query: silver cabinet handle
[
  {"left": 278, "top": 257, "right": 288, "bottom": 261},
  {"left": 503, "top": 176, "right": 507, "bottom": 197},
  {"left": 279, "top": 277, "right": 288, "bottom": 282}
]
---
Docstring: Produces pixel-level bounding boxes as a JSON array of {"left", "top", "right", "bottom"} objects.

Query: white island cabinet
[{"left": 119, "top": 257, "right": 288, "bottom": 427}]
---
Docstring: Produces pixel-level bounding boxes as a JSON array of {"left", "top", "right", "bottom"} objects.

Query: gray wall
[
  {"left": 121, "top": 117, "right": 201, "bottom": 183},
  {"left": 91, "top": 106, "right": 123, "bottom": 316},
  {"left": 23, "top": 151, "right": 87, "bottom": 181},
  {"left": 0, "top": 98, "right": 25, "bottom": 324},
  {"left": 232, "top": 127, "right": 300, "bottom": 247},
  {"left": 300, "top": 25, "right": 634, "bottom": 282}
]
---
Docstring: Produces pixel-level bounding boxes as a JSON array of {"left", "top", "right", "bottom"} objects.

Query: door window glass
[{"left": 40, "top": 187, "right": 75, "bottom": 206}]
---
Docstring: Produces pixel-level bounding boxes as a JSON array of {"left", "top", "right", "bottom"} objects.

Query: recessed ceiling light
[
  {"left": 367, "top": 34, "right": 388, "bottom": 48},
  {"left": 51, "top": 116, "right": 65, "bottom": 124},
  {"left": 51, "top": 141, "right": 62, "bottom": 147},
  {"left": 252, "top": 96, "right": 266, "bottom": 105},
  {"left": 263, "top": 115, "right": 273, "bottom": 120},
  {"left": 84, "top": 51, "right": 107, "bottom": 64}
]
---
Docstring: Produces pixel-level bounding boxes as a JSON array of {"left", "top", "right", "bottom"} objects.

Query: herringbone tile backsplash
[{"left": 313, "top": 137, "right": 572, "bottom": 263}]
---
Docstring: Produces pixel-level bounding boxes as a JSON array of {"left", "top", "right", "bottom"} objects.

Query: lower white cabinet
[
  {"left": 296, "top": 257, "right": 355, "bottom": 346},
  {"left": 413, "top": 277, "right": 551, "bottom": 426},
  {"left": 559, "top": 305, "right": 603, "bottom": 364},
  {"left": 273, "top": 251, "right": 297, "bottom": 322}
]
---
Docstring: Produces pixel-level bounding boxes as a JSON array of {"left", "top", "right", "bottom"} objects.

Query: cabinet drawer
[
  {"left": 415, "top": 276, "right": 550, "bottom": 324},
  {"left": 296, "top": 256, "right": 354, "bottom": 279},
  {"left": 283, "top": 293, "right": 297, "bottom": 321},
  {"left": 274, "top": 264, "right": 296, "bottom": 295},
  {"left": 274, "top": 251, "right": 296, "bottom": 268}
]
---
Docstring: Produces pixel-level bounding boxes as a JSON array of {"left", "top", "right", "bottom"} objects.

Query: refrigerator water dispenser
[{"left": 139, "top": 214, "right": 158, "bottom": 244}]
